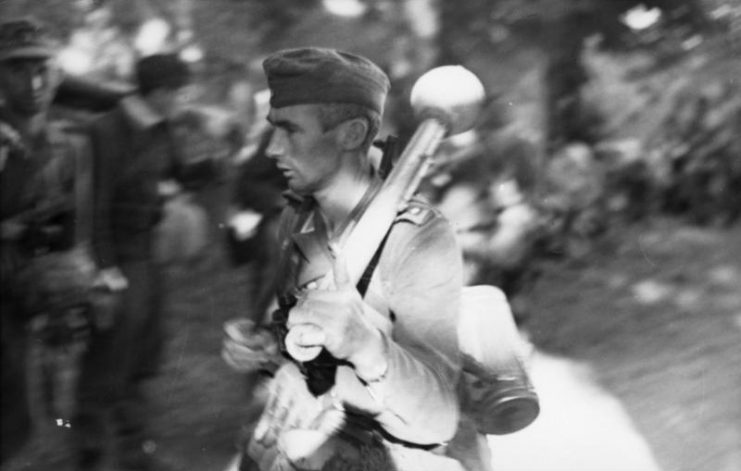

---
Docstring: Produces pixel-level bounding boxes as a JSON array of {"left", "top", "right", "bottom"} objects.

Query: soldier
[
  {"left": 223, "top": 48, "right": 491, "bottom": 471},
  {"left": 73, "top": 53, "right": 191, "bottom": 471},
  {"left": 0, "top": 16, "right": 86, "bottom": 463}
]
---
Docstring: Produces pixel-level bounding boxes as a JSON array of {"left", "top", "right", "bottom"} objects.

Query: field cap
[
  {"left": 263, "top": 47, "right": 390, "bottom": 114},
  {"left": 0, "top": 17, "right": 56, "bottom": 61},
  {"left": 136, "top": 53, "right": 191, "bottom": 95}
]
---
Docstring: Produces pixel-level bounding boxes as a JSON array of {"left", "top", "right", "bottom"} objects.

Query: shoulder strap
[
  {"left": 356, "top": 198, "right": 435, "bottom": 296},
  {"left": 356, "top": 227, "right": 391, "bottom": 297}
]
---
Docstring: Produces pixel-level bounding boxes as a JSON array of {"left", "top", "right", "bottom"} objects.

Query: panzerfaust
[{"left": 285, "top": 65, "right": 486, "bottom": 362}]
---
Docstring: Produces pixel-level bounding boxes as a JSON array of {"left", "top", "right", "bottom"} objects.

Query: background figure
[
  {"left": 425, "top": 96, "right": 544, "bottom": 325},
  {"left": 170, "top": 109, "right": 223, "bottom": 193},
  {"left": 0, "top": 17, "right": 88, "bottom": 464},
  {"left": 74, "top": 53, "right": 190, "bottom": 471},
  {"left": 227, "top": 127, "right": 287, "bottom": 323},
  {"left": 156, "top": 107, "right": 234, "bottom": 269}
]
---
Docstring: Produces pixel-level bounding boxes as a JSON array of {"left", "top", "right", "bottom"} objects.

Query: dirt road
[{"left": 5, "top": 218, "right": 740, "bottom": 471}]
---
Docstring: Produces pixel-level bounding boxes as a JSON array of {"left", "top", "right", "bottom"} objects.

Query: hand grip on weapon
[
  {"left": 283, "top": 258, "right": 336, "bottom": 363},
  {"left": 284, "top": 254, "right": 337, "bottom": 363},
  {"left": 284, "top": 66, "right": 486, "bottom": 363}
]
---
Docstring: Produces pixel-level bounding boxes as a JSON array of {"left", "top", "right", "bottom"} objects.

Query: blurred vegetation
[
  {"left": 2, "top": 4, "right": 739, "bottom": 471},
  {"left": 1, "top": 0, "right": 739, "bottom": 238}
]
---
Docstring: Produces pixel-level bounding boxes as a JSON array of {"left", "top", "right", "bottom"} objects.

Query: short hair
[{"left": 315, "top": 102, "right": 381, "bottom": 152}]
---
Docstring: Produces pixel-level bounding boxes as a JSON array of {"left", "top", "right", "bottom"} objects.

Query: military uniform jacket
[{"left": 273, "top": 191, "right": 466, "bottom": 468}]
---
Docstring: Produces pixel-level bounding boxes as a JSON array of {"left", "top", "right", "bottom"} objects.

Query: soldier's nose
[{"left": 266, "top": 131, "right": 285, "bottom": 158}]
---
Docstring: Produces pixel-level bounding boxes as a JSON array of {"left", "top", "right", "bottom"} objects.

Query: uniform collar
[{"left": 282, "top": 189, "right": 308, "bottom": 207}]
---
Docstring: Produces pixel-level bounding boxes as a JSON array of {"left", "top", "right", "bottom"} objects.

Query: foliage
[
  {"left": 4, "top": 0, "right": 739, "bottom": 235},
  {"left": 0, "top": 0, "right": 85, "bottom": 39},
  {"left": 650, "top": 79, "right": 741, "bottom": 225},
  {"left": 439, "top": 0, "right": 731, "bottom": 51}
]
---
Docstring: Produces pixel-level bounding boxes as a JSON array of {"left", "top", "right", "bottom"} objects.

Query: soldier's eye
[{"left": 6, "top": 60, "right": 26, "bottom": 73}]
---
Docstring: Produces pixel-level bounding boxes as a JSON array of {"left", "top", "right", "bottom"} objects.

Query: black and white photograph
[{"left": 1, "top": 1, "right": 739, "bottom": 470}]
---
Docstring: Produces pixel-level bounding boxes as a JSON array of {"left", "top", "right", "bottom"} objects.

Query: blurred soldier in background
[
  {"left": 0, "top": 17, "right": 91, "bottom": 464},
  {"left": 540, "top": 142, "right": 606, "bottom": 259},
  {"left": 424, "top": 95, "right": 544, "bottom": 325},
  {"left": 228, "top": 127, "right": 288, "bottom": 322},
  {"left": 170, "top": 109, "right": 223, "bottom": 192},
  {"left": 225, "top": 84, "right": 288, "bottom": 323},
  {"left": 73, "top": 53, "right": 191, "bottom": 471},
  {"left": 158, "top": 107, "right": 230, "bottom": 269}
]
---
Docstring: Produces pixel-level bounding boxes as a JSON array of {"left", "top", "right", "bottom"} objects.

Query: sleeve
[
  {"left": 89, "top": 119, "right": 118, "bottom": 269},
  {"left": 336, "top": 212, "right": 464, "bottom": 445}
]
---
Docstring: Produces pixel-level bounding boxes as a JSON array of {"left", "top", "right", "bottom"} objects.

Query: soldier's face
[
  {"left": 0, "top": 57, "right": 61, "bottom": 117},
  {"left": 265, "top": 104, "right": 342, "bottom": 195},
  {"left": 146, "top": 85, "right": 191, "bottom": 121}
]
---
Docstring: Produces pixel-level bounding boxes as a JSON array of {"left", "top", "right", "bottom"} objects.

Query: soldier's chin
[{"left": 286, "top": 179, "right": 311, "bottom": 196}]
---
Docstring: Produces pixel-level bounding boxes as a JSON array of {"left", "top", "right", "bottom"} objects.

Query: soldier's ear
[{"left": 337, "top": 117, "right": 368, "bottom": 151}]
